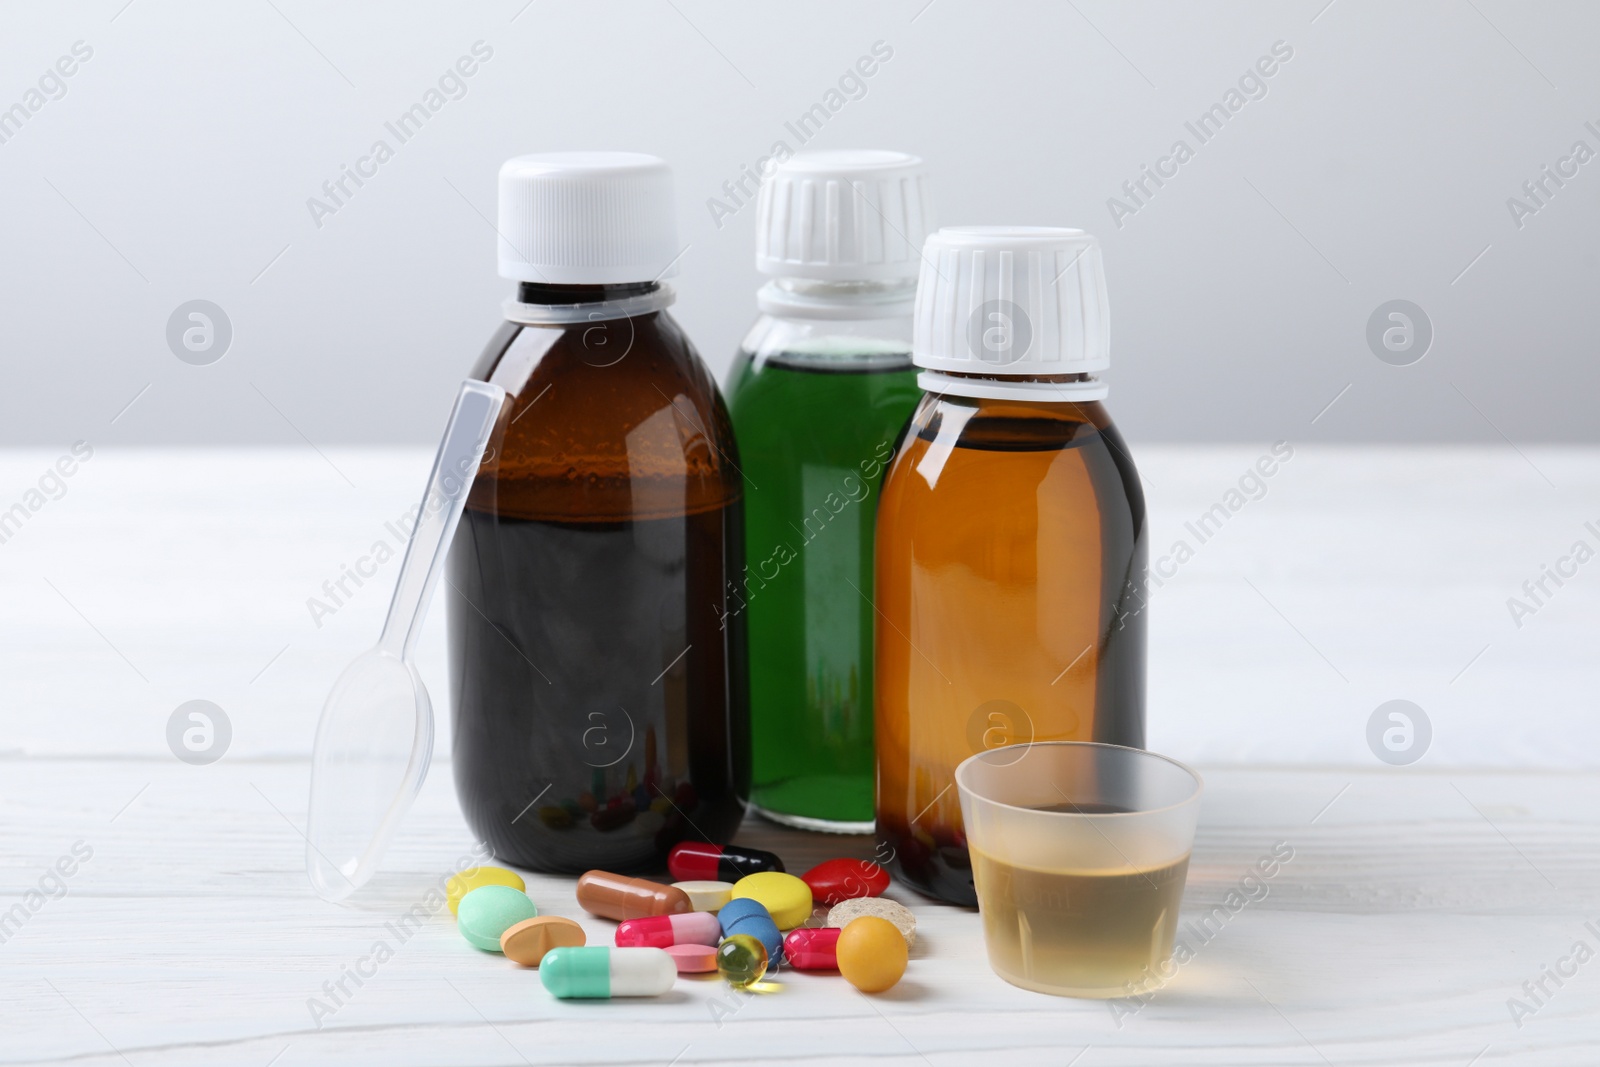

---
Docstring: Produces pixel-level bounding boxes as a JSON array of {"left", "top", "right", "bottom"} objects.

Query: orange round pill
[
  {"left": 836, "top": 915, "right": 908, "bottom": 993},
  {"left": 499, "top": 916, "right": 585, "bottom": 967}
]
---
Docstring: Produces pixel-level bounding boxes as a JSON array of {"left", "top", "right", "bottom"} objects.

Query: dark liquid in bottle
[{"left": 449, "top": 292, "right": 749, "bottom": 874}]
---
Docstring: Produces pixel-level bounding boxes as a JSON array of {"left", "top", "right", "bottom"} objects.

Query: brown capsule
[{"left": 576, "top": 870, "right": 693, "bottom": 921}]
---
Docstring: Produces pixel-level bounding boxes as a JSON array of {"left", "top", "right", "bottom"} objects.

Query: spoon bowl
[{"left": 307, "top": 649, "right": 433, "bottom": 902}]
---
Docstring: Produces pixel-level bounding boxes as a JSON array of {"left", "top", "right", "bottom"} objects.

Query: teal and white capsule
[{"left": 539, "top": 946, "right": 676, "bottom": 999}]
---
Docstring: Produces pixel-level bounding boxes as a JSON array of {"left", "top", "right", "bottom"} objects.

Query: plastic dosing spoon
[{"left": 306, "top": 379, "right": 505, "bottom": 903}]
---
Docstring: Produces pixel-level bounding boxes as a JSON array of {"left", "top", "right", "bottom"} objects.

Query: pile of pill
[{"left": 448, "top": 845, "right": 909, "bottom": 999}]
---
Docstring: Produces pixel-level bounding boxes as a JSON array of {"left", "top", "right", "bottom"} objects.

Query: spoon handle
[{"left": 378, "top": 379, "right": 505, "bottom": 660}]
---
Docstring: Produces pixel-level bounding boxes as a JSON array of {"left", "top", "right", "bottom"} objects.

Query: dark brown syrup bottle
[{"left": 446, "top": 153, "right": 749, "bottom": 873}]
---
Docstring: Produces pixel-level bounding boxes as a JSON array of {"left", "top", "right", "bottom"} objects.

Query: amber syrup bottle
[
  {"left": 874, "top": 227, "right": 1146, "bottom": 905},
  {"left": 447, "top": 153, "right": 749, "bottom": 874}
]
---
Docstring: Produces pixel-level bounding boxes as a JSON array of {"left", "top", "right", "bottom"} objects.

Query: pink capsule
[
  {"left": 615, "top": 910, "right": 722, "bottom": 949},
  {"left": 782, "top": 926, "right": 842, "bottom": 971}
]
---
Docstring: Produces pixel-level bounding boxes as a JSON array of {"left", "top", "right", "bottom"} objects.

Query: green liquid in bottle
[{"left": 726, "top": 345, "right": 921, "bottom": 830}]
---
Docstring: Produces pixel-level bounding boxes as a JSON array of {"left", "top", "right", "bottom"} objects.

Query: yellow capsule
[
  {"left": 446, "top": 866, "right": 526, "bottom": 915},
  {"left": 716, "top": 934, "right": 769, "bottom": 989}
]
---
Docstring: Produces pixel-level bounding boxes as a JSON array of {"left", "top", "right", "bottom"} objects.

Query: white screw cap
[
  {"left": 913, "top": 226, "right": 1110, "bottom": 400},
  {"left": 497, "top": 152, "right": 681, "bottom": 285},
  {"left": 756, "top": 150, "right": 932, "bottom": 281}
]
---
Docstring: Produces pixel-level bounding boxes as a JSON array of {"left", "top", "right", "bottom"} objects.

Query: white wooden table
[{"left": 2, "top": 445, "right": 1597, "bottom": 1065}]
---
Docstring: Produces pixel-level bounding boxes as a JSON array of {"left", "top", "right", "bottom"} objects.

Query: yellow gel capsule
[
  {"left": 716, "top": 934, "right": 769, "bottom": 989},
  {"left": 447, "top": 866, "right": 526, "bottom": 915},
  {"left": 731, "top": 871, "right": 813, "bottom": 930}
]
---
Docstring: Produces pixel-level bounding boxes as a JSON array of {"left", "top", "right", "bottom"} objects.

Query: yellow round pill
[
  {"left": 730, "top": 871, "right": 813, "bottom": 930},
  {"left": 837, "top": 916, "right": 908, "bottom": 993},
  {"left": 446, "top": 866, "right": 526, "bottom": 915},
  {"left": 672, "top": 880, "right": 734, "bottom": 912}
]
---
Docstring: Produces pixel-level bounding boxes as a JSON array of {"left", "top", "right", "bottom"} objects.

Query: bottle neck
[
  {"left": 757, "top": 276, "right": 917, "bottom": 321},
  {"left": 517, "top": 281, "right": 659, "bottom": 305},
  {"left": 504, "top": 280, "right": 675, "bottom": 325},
  {"left": 916, "top": 369, "right": 1108, "bottom": 403}
]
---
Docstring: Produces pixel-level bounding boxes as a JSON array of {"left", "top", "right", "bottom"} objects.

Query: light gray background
[{"left": 2, "top": 0, "right": 1596, "bottom": 445}]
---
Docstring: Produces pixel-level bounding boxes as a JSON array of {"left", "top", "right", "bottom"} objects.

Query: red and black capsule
[{"left": 668, "top": 841, "right": 785, "bottom": 881}]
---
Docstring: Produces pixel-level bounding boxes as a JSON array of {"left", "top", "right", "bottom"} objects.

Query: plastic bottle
[
  {"left": 448, "top": 152, "right": 749, "bottom": 873},
  {"left": 874, "top": 226, "right": 1147, "bottom": 905},
  {"left": 724, "top": 151, "right": 932, "bottom": 832}
]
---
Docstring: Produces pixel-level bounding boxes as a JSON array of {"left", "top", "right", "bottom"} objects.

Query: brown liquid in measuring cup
[
  {"left": 448, "top": 285, "right": 750, "bottom": 874},
  {"left": 972, "top": 837, "right": 1188, "bottom": 998}
]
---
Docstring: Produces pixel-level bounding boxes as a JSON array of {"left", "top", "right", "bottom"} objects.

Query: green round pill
[
  {"left": 458, "top": 884, "right": 538, "bottom": 952},
  {"left": 716, "top": 933, "right": 769, "bottom": 989}
]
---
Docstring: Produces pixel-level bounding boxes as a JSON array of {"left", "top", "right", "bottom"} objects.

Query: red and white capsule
[
  {"left": 615, "top": 910, "right": 723, "bottom": 949},
  {"left": 782, "top": 926, "right": 842, "bottom": 971}
]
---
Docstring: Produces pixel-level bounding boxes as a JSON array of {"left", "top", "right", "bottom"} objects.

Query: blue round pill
[
  {"left": 718, "top": 897, "right": 782, "bottom": 961},
  {"left": 717, "top": 896, "right": 770, "bottom": 931}
]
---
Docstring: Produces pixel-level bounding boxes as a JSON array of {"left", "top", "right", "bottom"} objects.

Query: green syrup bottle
[{"left": 725, "top": 150, "right": 932, "bottom": 832}]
